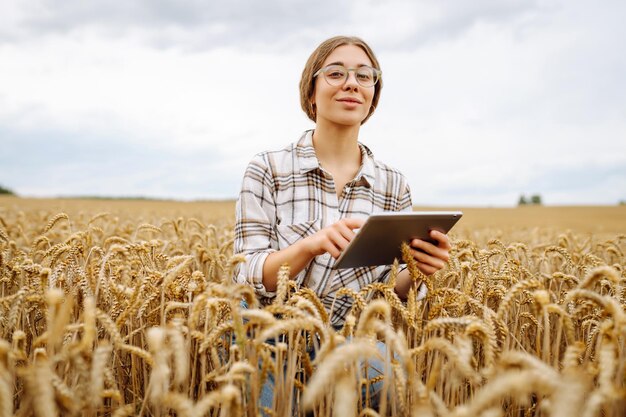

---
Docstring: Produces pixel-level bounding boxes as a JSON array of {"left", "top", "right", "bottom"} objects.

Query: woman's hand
[
  {"left": 263, "top": 218, "right": 364, "bottom": 291},
  {"left": 299, "top": 218, "right": 365, "bottom": 259},
  {"left": 407, "top": 230, "right": 452, "bottom": 275}
]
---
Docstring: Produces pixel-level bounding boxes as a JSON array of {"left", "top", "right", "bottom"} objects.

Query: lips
[{"left": 337, "top": 97, "right": 363, "bottom": 104}]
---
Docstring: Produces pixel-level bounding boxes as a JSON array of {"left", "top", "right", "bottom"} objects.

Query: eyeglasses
[{"left": 313, "top": 64, "right": 382, "bottom": 88}]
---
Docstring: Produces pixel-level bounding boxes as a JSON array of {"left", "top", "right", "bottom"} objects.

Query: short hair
[{"left": 299, "top": 36, "right": 382, "bottom": 125}]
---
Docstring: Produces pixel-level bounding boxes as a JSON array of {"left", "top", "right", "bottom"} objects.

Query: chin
[
  {"left": 331, "top": 115, "right": 368, "bottom": 127},
  {"left": 317, "top": 110, "right": 369, "bottom": 127}
]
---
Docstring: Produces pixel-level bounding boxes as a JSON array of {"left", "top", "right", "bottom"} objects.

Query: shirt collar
[
  {"left": 296, "top": 130, "right": 375, "bottom": 188},
  {"left": 295, "top": 130, "right": 319, "bottom": 172}
]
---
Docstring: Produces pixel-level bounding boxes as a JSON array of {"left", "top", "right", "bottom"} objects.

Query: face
[{"left": 311, "top": 44, "right": 376, "bottom": 128}]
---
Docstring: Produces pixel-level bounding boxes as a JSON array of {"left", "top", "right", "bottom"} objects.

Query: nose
[{"left": 343, "top": 69, "right": 359, "bottom": 89}]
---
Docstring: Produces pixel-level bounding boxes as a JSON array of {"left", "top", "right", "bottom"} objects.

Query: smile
[{"left": 337, "top": 98, "right": 363, "bottom": 104}]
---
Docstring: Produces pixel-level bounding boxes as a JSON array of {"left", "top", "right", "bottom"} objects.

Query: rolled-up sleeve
[{"left": 234, "top": 154, "right": 278, "bottom": 299}]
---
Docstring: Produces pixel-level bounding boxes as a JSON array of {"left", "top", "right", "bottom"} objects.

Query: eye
[
  {"left": 356, "top": 69, "right": 374, "bottom": 81},
  {"left": 325, "top": 66, "right": 346, "bottom": 79}
]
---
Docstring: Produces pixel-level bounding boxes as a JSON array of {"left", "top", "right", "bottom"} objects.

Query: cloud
[
  {"left": 1, "top": 0, "right": 555, "bottom": 52},
  {"left": 1, "top": 0, "right": 348, "bottom": 50},
  {"left": 0, "top": 38, "right": 309, "bottom": 149},
  {"left": 0, "top": 127, "right": 240, "bottom": 199},
  {"left": 1, "top": 0, "right": 625, "bottom": 205}
]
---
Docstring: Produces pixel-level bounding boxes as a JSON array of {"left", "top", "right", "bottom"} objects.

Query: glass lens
[
  {"left": 323, "top": 65, "right": 347, "bottom": 84},
  {"left": 355, "top": 67, "right": 376, "bottom": 87}
]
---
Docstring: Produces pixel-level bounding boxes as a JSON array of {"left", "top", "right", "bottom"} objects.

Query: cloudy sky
[{"left": 1, "top": 0, "right": 625, "bottom": 206}]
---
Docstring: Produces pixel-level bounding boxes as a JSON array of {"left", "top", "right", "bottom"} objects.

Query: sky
[{"left": 1, "top": 0, "right": 625, "bottom": 206}]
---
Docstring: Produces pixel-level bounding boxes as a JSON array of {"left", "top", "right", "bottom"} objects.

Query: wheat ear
[
  {"left": 578, "top": 265, "right": 620, "bottom": 290},
  {"left": 43, "top": 212, "right": 70, "bottom": 234},
  {"left": 168, "top": 318, "right": 189, "bottom": 386},
  {"left": 27, "top": 349, "right": 58, "bottom": 417},
  {"left": 0, "top": 340, "right": 13, "bottom": 417},
  {"left": 89, "top": 341, "right": 112, "bottom": 409},
  {"left": 146, "top": 327, "right": 170, "bottom": 405},
  {"left": 303, "top": 339, "right": 380, "bottom": 410},
  {"left": 451, "top": 369, "right": 559, "bottom": 417},
  {"left": 333, "top": 374, "right": 358, "bottom": 417}
]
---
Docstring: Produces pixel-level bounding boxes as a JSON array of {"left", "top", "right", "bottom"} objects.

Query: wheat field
[{"left": 0, "top": 197, "right": 624, "bottom": 416}]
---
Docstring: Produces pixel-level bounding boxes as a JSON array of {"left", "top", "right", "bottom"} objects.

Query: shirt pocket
[{"left": 275, "top": 220, "right": 320, "bottom": 249}]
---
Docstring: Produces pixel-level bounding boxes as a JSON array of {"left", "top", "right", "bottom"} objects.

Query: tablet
[{"left": 333, "top": 211, "right": 463, "bottom": 269}]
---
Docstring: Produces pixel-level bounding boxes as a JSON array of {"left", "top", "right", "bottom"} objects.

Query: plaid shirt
[{"left": 234, "top": 130, "right": 425, "bottom": 326}]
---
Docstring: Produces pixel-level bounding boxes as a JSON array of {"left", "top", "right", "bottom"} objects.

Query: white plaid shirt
[{"left": 234, "top": 130, "right": 425, "bottom": 326}]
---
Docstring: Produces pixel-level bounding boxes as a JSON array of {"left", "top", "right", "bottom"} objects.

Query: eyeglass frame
[{"left": 313, "top": 64, "right": 382, "bottom": 88}]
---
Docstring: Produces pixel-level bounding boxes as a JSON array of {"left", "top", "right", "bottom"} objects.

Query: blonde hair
[{"left": 299, "top": 36, "right": 382, "bottom": 124}]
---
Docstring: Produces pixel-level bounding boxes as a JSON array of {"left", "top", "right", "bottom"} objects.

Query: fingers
[
  {"left": 341, "top": 217, "right": 365, "bottom": 230},
  {"left": 410, "top": 247, "right": 446, "bottom": 270},
  {"left": 325, "top": 227, "right": 350, "bottom": 258},
  {"left": 303, "top": 217, "right": 362, "bottom": 258},
  {"left": 409, "top": 231, "right": 452, "bottom": 275},
  {"left": 417, "top": 263, "right": 439, "bottom": 276},
  {"left": 430, "top": 230, "right": 452, "bottom": 250},
  {"left": 410, "top": 237, "right": 450, "bottom": 263},
  {"left": 323, "top": 218, "right": 363, "bottom": 257},
  {"left": 321, "top": 241, "right": 342, "bottom": 259},
  {"left": 334, "top": 220, "right": 360, "bottom": 241},
  {"left": 310, "top": 221, "right": 357, "bottom": 259}
]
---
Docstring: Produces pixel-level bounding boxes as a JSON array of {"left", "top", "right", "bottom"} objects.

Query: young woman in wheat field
[{"left": 234, "top": 35, "right": 452, "bottom": 412}]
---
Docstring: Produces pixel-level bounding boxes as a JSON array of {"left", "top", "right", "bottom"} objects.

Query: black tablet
[{"left": 333, "top": 211, "right": 463, "bottom": 269}]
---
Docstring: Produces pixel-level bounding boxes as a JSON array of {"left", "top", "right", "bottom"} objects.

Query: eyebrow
[{"left": 326, "top": 61, "right": 372, "bottom": 68}]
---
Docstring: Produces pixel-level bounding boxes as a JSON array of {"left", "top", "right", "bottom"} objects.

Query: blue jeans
[
  {"left": 258, "top": 339, "right": 389, "bottom": 414},
  {"left": 238, "top": 300, "right": 389, "bottom": 415}
]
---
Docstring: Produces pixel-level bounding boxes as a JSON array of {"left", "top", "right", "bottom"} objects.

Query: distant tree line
[
  {"left": 518, "top": 194, "right": 542, "bottom": 206},
  {"left": 518, "top": 195, "right": 626, "bottom": 206},
  {"left": 0, "top": 184, "right": 16, "bottom": 195}
]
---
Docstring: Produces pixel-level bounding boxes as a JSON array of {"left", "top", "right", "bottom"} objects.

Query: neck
[{"left": 312, "top": 121, "right": 361, "bottom": 166}]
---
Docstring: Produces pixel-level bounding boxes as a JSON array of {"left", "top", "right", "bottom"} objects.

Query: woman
[
  {"left": 233, "top": 35, "right": 451, "bottom": 411},
  {"left": 235, "top": 35, "right": 450, "bottom": 320}
]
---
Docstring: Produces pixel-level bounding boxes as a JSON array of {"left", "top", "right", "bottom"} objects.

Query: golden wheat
[{"left": 0, "top": 201, "right": 624, "bottom": 416}]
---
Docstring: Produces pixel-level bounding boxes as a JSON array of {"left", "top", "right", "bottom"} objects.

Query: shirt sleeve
[
  {"left": 233, "top": 154, "right": 278, "bottom": 299},
  {"left": 398, "top": 180, "right": 413, "bottom": 212}
]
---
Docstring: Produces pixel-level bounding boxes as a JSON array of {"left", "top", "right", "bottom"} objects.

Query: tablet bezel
[{"left": 333, "top": 211, "right": 463, "bottom": 269}]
